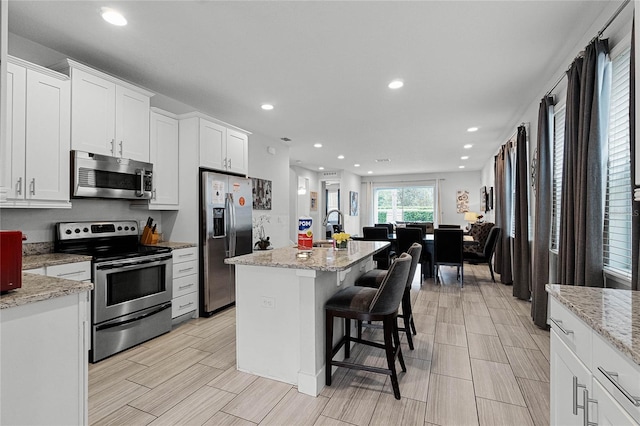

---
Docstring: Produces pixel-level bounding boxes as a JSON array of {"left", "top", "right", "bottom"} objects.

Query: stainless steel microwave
[{"left": 71, "top": 150, "right": 153, "bottom": 200}]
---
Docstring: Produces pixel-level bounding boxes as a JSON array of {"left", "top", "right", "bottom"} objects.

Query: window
[
  {"left": 603, "top": 46, "right": 632, "bottom": 277},
  {"left": 374, "top": 185, "right": 435, "bottom": 223},
  {"left": 551, "top": 105, "right": 566, "bottom": 252}
]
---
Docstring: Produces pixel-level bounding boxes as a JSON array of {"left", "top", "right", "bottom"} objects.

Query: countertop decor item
[
  {"left": 253, "top": 214, "right": 271, "bottom": 250},
  {"left": 332, "top": 232, "right": 350, "bottom": 250}
]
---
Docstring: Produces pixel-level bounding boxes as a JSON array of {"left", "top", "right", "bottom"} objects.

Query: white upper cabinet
[
  {"left": 226, "top": 129, "right": 248, "bottom": 175},
  {"left": 56, "top": 59, "right": 153, "bottom": 162},
  {"left": 199, "top": 119, "right": 226, "bottom": 171},
  {"left": 149, "top": 108, "right": 179, "bottom": 208},
  {"left": 2, "top": 57, "right": 71, "bottom": 208}
]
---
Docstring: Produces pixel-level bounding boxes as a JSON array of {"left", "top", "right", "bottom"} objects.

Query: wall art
[
  {"left": 349, "top": 191, "right": 359, "bottom": 216},
  {"left": 251, "top": 177, "right": 272, "bottom": 210},
  {"left": 456, "top": 190, "right": 469, "bottom": 213}
]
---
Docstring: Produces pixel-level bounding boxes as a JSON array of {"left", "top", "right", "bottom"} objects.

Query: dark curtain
[
  {"left": 558, "top": 38, "right": 611, "bottom": 287},
  {"left": 513, "top": 125, "right": 531, "bottom": 300},
  {"left": 531, "top": 96, "right": 554, "bottom": 328},
  {"left": 631, "top": 19, "right": 639, "bottom": 291},
  {"left": 494, "top": 143, "right": 513, "bottom": 284}
]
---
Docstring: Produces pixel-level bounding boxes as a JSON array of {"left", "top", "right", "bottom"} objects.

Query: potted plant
[
  {"left": 253, "top": 214, "right": 271, "bottom": 250},
  {"left": 332, "top": 232, "right": 351, "bottom": 250}
]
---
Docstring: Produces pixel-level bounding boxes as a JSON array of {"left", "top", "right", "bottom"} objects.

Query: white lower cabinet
[
  {"left": 171, "top": 247, "right": 198, "bottom": 320},
  {"left": 550, "top": 295, "right": 640, "bottom": 426},
  {"left": 25, "top": 261, "right": 91, "bottom": 281}
]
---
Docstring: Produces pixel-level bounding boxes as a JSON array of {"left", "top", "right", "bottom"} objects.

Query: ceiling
[{"left": 7, "top": 1, "right": 615, "bottom": 176}]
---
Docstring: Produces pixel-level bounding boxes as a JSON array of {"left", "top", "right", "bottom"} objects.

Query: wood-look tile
[
  {"left": 470, "top": 358, "right": 526, "bottom": 406},
  {"left": 91, "top": 405, "right": 156, "bottom": 426},
  {"left": 411, "top": 313, "right": 437, "bottom": 334},
  {"left": 436, "top": 306, "right": 465, "bottom": 325},
  {"left": 467, "top": 333, "right": 508, "bottom": 363},
  {"left": 260, "top": 388, "right": 329, "bottom": 425},
  {"left": 488, "top": 307, "right": 522, "bottom": 326},
  {"left": 129, "top": 363, "right": 225, "bottom": 417},
  {"left": 516, "top": 313, "right": 542, "bottom": 335},
  {"left": 431, "top": 343, "right": 472, "bottom": 380},
  {"left": 438, "top": 294, "right": 462, "bottom": 308},
  {"left": 479, "top": 285, "right": 504, "bottom": 299},
  {"left": 464, "top": 314, "right": 498, "bottom": 336},
  {"left": 510, "top": 299, "right": 533, "bottom": 317},
  {"left": 127, "top": 347, "right": 211, "bottom": 388},
  {"left": 517, "top": 377, "right": 550, "bottom": 426},
  {"left": 503, "top": 346, "right": 549, "bottom": 382},
  {"left": 208, "top": 366, "right": 259, "bottom": 394},
  {"left": 314, "top": 415, "right": 353, "bottom": 426},
  {"left": 148, "top": 385, "right": 236, "bottom": 426},
  {"left": 483, "top": 296, "right": 511, "bottom": 309},
  {"left": 185, "top": 314, "right": 235, "bottom": 339},
  {"left": 412, "top": 298, "right": 438, "bottom": 316},
  {"left": 88, "top": 344, "right": 149, "bottom": 373},
  {"left": 199, "top": 340, "right": 237, "bottom": 370},
  {"left": 476, "top": 397, "right": 534, "bottom": 426},
  {"left": 425, "top": 373, "right": 478, "bottom": 426},
  {"left": 89, "top": 379, "right": 150, "bottom": 424},
  {"left": 202, "top": 411, "right": 256, "bottom": 426},
  {"left": 88, "top": 359, "right": 148, "bottom": 397},
  {"left": 127, "top": 333, "right": 204, "bottom": 367},
  {"left": 190, "top": 325, "right": 236, "bottom": 352},
  {"left": 530, "top": 333, "right": 550, "bottom": 361},
  {"left": 369, "top": 393, "right": 426, "bottom": 426},
  {"left": 221, "top": 377, "right": 292, "bottom": 423},
  {"left": 435, "top": 322, "right": 468, "bottom": 347},
  {"left": 394, "top": 357, "right": 430, "bottom": 402},
  {"left": 494, "top": 324, "right": 538, "bottom": 349},
  {"left": 463, "top": 300, "right": 491, "bottom": 317},
  {"left": 404, "top": 332, "right": 434, "bottom": 361},
  {"left": 321, "top": 371, "right": 382, "bottom": 426}
]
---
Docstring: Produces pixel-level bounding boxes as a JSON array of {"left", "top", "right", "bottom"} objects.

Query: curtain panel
[
  {"left": 532, "top": 96, "right": 554, "bottom": 328},
  {"left": 558, "top": 38, "right": 611, "bottom": 287},
  {"left": 513, "top": 125, "right": 531, "bottom": 300},
  {"left": 494, "top": 143, "right": 514, "bottom": 284}
]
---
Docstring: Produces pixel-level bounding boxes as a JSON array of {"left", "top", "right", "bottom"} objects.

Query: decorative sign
[
  {"left": 211, "top": 181, "right": 225, "bottom": 204},
  {"left": 251, "top": 177, "right": 272, "bottom": 210},
  {"left": 310, "top": 191, "right": 318, "bottom": 211},
  {"left": 456, "top": 190, "right": 469, "bottom": 213}
]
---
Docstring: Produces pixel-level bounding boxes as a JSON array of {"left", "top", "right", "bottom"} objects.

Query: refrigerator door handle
[{"left": 227, "top": 193, "right": 237, "bottom": 257}]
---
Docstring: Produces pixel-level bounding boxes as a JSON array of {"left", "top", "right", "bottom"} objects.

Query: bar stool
[
  {"left": 325, "top": 253, "right": 412, "bottom": 400},
  {"left": 354, "top": 243, "right": 422, "bottom": 350}
]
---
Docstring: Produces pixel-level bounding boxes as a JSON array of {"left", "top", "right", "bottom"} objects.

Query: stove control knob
[
  {"left": 65, "top": 229, "right": 72, "bottom": 235},
  {"left": 131, "top": 226, "right": 136, "bottom": 231},
  {"left": 124, "top": 226, "right": 129, "bottom": 231},
  {"left": 74, "top": 228, "right": 80, "bottom": 233},
  {"left": 83, "top": 228, "right": 89, "bottom": 233},
  {"left": 117, "top": 226, "right": 122, "bottom": 231}
]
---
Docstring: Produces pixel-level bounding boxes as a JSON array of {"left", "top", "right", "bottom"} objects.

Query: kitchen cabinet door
[
  {"left": 24, "top": 68, "right": 70, "bottom": 202},
  {"left": 592, "top": 379, "right": 639, "bottom": 425},
  {"left": 116, "top": 85, "right": 151, "bottom": 162},
  {"left": 4, "top": 62, "right": 26, "bottom": 201},
  {"left": 70, "top": 67, "right": 116, "bottom": 156},
  {"left": 226, "top": 128, "right": 248, "bottom": 175},
  {"left": 149, "top": 109, "right": 179, "bottom": 208},
  {"left": 199, "top": 119, "right": 226, "bottom": 171}
]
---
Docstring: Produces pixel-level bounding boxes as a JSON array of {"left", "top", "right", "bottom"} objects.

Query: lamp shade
[{"left": 464, "top": 212, "right": 478, "bottom": 222}]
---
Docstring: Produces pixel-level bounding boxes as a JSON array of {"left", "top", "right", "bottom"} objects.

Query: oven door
[{"left": 93, "top": 253, "right": 173, "bottom": 324}]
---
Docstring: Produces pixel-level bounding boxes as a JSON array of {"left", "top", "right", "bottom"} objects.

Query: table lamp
[{"left": 464, "top": 212, "right": 478, "bottom": 231}]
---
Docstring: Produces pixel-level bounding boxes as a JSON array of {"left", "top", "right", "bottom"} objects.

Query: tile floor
[{"left": 89, "top": 264, "right": 550, "bottom": 425}]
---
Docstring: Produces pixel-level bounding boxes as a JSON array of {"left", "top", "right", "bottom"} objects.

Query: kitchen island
[{"left": 225, "top": 240, "right": 389, "bottom": 396}]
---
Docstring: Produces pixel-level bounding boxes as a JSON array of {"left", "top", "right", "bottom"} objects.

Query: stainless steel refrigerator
[{"left": 200, "top": 170, "right": 253, "bottom": 315}]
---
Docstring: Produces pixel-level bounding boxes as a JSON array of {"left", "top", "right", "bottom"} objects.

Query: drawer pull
[
  {"left": 179, "top": 301, "right": 194, "bottom": 309},
  {"left": 573, "top": 376, "right": 587, "bottom": 415},
  {"left": 177, "top": 253, "right": 194, "bottom": 258},
  {"left": 178, "top": 283, "right": 195, "bottom": 290},
  {"left": 57, "top": 270, "right": 87, "bottom": 277},
  {"left": 597, "top": 367, "right": 640, "bottom": 406},
  {"left": 582, "top": 388, "right": 598, "bottom": 426},
  {"left": 178, "top": 267, "right": 194, "bottom": 273},
  {"left": 550, "top": 317, "right": 574, "bottom": 335}
]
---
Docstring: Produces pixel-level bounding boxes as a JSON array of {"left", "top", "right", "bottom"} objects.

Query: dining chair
[
  {"left": 355, "top": 243, "right": 422, "bottom": 350},
  {"left": 463, "top": 222, "right": 494, "bottom": 257},
  {"left": 407, "top": 222, "right": 428, "bottom": 236},
  {"left": 325, "top": 253, "right": 412, "bottom": 400},
  {"left": 438, "top": 224, "right": 461, "bottom": 229},
  {"left": 464, "top": 226, "right": 501, "bottom": 282},
  {"left": 375, "top": 223, "right": 394, "bottom": 235},
  {"left": 396, "top": 227, "right": 429, "bottom": 280},
  {"left": 363, "top": 226, "right": 395, "bottom": 269},
  {"left": 433, "top": 229, "right": 464, "bottom": 287}
]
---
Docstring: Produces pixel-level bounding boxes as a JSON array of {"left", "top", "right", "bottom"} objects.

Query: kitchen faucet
[{"left": 322, "top": 209, "right": 344, "bottom": 237}]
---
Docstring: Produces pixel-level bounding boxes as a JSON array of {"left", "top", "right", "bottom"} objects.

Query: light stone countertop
[
  {"left": 546, "top": 284, "right": 640, "bottom": 366},
  {"left": 143, "top": 241, "right": 197, "bottom": 250},
  {"left": 23, "top": 253, "right": 92, "bottom": 270},
  {"left": 225, "top": 241, "right": 389, "bottom": 272},
  {"left": 0, "top": 273, "right": 93, "bottom": 309}
]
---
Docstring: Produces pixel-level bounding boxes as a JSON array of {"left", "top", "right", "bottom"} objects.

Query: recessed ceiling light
[
  {"left": 467, "top": 127, "right": 479, "bottom": 132},
  {"left": 261, "top": 104, "right": 274, "bottom": 110},
  {"left": 354, "top": 164, "right": 360, "bottom": 167},
  {"left": 464, "top": 144, "right": 473, "bottom": 149},
  {"left": 337, "top": 155, "right": 345, "bottom": 159},
  {"left": 101, "top": 7, "right": 127, "bottom": 26},
  {"left": 459, "top": 165, "right": 465, "bottom": 169},
  {"left": 388, "top": 79, "right": 404, "bottom": 89},
  {"left": 318, "top": 166, "right": 325, "bottom": 170},
  {"left": 461, "top": 156, "right": 469, "bottom": 160},
  {"left": 367, "top": 170, "right": 373, "bottom": 174},
  {"left": 314, "top": 143, "right": 322, "bottom": 148}
]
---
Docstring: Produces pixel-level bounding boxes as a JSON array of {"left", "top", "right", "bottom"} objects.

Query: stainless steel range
[{"left": 55, "top": 220, "right": 173, "bottom": 362}]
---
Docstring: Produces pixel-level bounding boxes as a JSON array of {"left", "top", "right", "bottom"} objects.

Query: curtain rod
[{"left": 544, "top": 0, "right": 631, "bottom": 97}]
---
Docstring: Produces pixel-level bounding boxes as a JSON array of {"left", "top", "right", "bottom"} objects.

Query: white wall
[
  {"left": 340, "top": 169, "right": 361, "bottom": 236},
  {"left": 290, "top": 166, "right": 321, "bottom": 242}
]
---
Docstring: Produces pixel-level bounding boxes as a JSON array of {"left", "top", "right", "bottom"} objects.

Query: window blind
[
  {"left": 603, "top": 47, "right": 632, "bottom": 276},
  {"left": 551, "top": 106, "right": 566, "bottom": 251}
]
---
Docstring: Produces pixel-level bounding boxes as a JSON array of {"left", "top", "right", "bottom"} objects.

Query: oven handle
[
  {"left": 95, "top": 302, "right": 172, "bottom": 331},
  {"left": 96, "top": 254, "right": 173, "bottom": 270}
]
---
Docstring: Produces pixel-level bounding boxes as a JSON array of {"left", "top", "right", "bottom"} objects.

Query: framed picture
[
  {"left": 489, "top": 187, "right": 494, "bottom": 210},
  {"left": 349, "top": 191, "right": 359, "bottom": 216},
  {"left": 456, "top": 190, "right": 469, "bottom": 213},
  {"left": 310, "top": 191, "right": 318, "bottom": 211},
  {"left": 480, "top": 186, "right": 487, "bottom": 213},
  {"left": 251, "top": 177, "right": 272, "bottom": 210}
]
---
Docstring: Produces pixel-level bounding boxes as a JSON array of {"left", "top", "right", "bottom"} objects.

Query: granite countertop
[
  {"left": 0, "top": 273, "right": 93, "bottom": 309},
  {"left": 143, "top": 241, "right": 197, "bottom": 250},
  {"left": 23, "top": 253, "right": 92, "bottom": 270},
  {"left": 546, "top": 284, "right": 640, "bottom": 366},
  {"left": 225, "top": 241, "right": 389, "bottom": 272}
]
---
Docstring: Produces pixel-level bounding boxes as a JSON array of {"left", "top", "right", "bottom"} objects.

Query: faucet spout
[{"left": 322, "top": 209, "right": 344, "bottom": 226}]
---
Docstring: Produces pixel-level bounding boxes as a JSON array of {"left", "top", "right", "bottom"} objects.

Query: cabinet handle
[
  {"left": 582, "top": 388, "right": 598, "bottom": 426},
  {"left": 152, "top": 189, "right": 157, "bottom": 200},
  {"left": 119, "top": 141, "right": 123, "bottom": 156},
  {"left": 56, "top": 270, "right": 86, "bottom": 277},
  {"left": 550, "top": 317, "right": 574, "bottom": 335},
  {"left": 110, "top": 139, "right": 115, "bottom": 155},
  {"left": 15, "top": 177, "right": 22, "bottom": 195},
  {"left": 29, "top": 178, "right": 35, "bottom": 195},
  {"left": 228, "top": 158, "right": 231, "bottom": 169},
  {"left": 177, "top": 253, "right": 194, "bottom": 258},
  {"left": 179, "top": 301, "right": 194, "bottom": 309},
  {"left": 223, "top": 157, "right": 228, "bottom": 168},
  {"left": 178, "top": 283, "right": 194, "bottom": 290},
  {"left": 178, "top": 267, "right": 194, "bottom": 273},
  {"left": 573, "top": 376, "right": 587, "bottom": 415},
  {"left": 597, "top": 366, "right": 640, "bottom": 406}
]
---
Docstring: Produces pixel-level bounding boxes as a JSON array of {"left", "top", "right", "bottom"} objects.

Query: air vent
[
  {"left": 281, "top": 137, "right": 291, "bottom": 142},
  {"left": 375, "top": 158, "right": 391, "bottom": 163}
]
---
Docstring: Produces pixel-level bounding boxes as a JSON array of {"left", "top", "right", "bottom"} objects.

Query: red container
[{"left": 1, "top": 231, "right": 23, "bottom": 292}]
